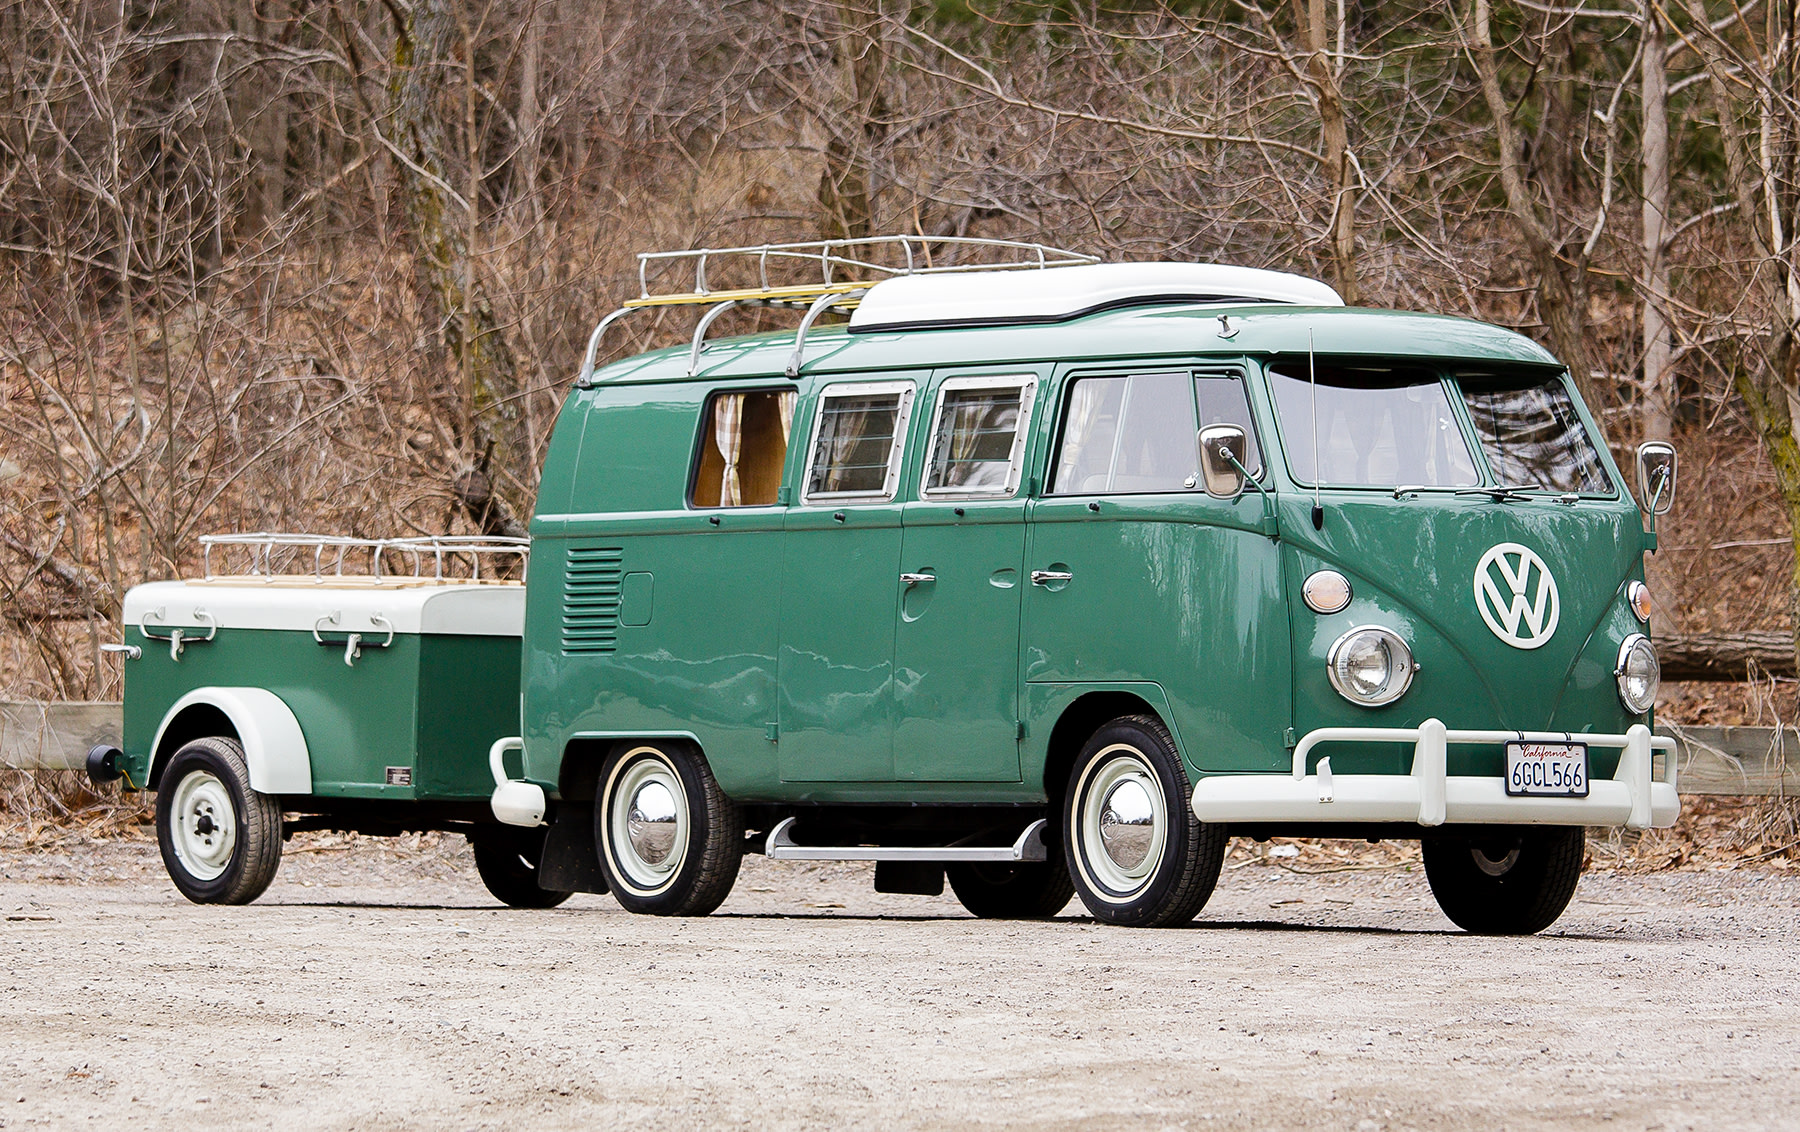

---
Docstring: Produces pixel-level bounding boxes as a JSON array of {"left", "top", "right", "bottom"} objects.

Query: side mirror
[
  {"left": 1635, "top": 441, "right": 1677, "bottom": 515},
  {"left": 1198, "top": 424, "right": 1248, "bottom": 499}
]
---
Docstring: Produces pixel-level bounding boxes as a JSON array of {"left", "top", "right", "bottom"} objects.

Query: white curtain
[
  {"left": 714, "top": 392, "right": 745, "bottom": 506},
  {"left": 778, "top": 390, "right": 796, "bottom": 446},
  {"left": 1056, "top": 380, "right": 1109, "bottom": 487}
]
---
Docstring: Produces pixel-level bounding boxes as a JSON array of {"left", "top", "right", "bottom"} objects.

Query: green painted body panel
[
  {"left": 521, "top": 299, "right": 1652, "bottom": 811},
  {"left": 896, "top": 499, "right": 1026, "bottom": 781},
  {"left": 120, "top": 627, "right": 519, "bottom": 800}
]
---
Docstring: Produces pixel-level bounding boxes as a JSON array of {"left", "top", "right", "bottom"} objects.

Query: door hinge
[
  {"left": 765, "top": 722, "right": 779, "bottom": 743},
  {"left": 1284, "top": 727, "right": 1298, "bottom": 749},
  {"left": 1015, "top": 720, "right": 1027, "bottom": 741}
]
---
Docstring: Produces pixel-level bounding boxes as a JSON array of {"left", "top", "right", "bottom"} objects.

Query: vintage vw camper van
[{"left": 100, "top": 238, "right": 1678, "bottom": 933}]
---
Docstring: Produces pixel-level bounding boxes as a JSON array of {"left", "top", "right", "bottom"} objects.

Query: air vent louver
[{"left": 562, "top": 546, "right": 623, "bottom": 654}]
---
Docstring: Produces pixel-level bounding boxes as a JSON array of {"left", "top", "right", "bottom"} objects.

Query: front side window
[
  {"left": 922, "top": 376, "right": 1036, "bottom": 497},
  {"left": 691, "top": 388, "right": 796, "bottom": 507},
  {"left": 1459, "top": 375, "right": 1613, "bottom": 494},
  {"left": 1270, "top": 361, "right": 1479, "bottom": 488},
  {"left": 802, "top": 382, "right": 915, "bottom": 502},
  {"left": 1195, "top": 372, "right": 1264, "bottom": 477},
  {"left": 1052, "top": 371, "right": 1198, "bottom": 494}
]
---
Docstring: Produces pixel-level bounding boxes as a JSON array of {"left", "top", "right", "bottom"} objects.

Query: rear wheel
[
  {"left": 1422, "top": 826, "right": 1584, "bottom": 935},
  {"left": 155, "top": 737, "right": 282, "bottom": 905},
  {"left": 595, "top": 742, "right": 742, "bottom": 916},
  {"left": 947, "top": 857, "right": 1074, "bottom": 919},
  {"left": 1062, "top": 714, "right": 1226, "bottom": 927},
  {"left": 469, "top": 826, "right": 572, "bottom": 909}
]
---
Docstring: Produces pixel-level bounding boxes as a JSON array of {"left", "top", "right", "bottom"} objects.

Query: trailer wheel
[
  {"left": 469, "top": 826, "right": 572, "bottom": 909},
  {"left": 155, "top": 737, "right": 282, "bottom": 905},
  {"left": 595, "top": 741, "right": 742, "bottom": 916},
  {"left": 1423, "top": 826, "right": 1584, "bottom": 935},
  {"left": 947, "top": 858, "right": 1074, "bottom": 919},
  {"left": 1062, "top": 714, "right": 1225, "bottom": 927}
]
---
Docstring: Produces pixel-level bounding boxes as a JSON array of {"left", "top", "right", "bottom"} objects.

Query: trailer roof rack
[
  {"left": 577, "top": 236, "right": 1098, "bottom": 385},
  {"left": 198, "top": 533, "right": 529, "bottom": 586}
]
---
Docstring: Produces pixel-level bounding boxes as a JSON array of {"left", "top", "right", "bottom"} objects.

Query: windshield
[
  {"left": 1458, "top": 374, "right": 1614, "bottom": 494},
  {"left": 1269, "top": 361, "right": 1479, "bottom": 487}
]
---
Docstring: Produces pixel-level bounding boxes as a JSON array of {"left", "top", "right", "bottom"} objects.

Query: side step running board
[{"left": 764, "top": 817, "right": 1048, "bottom": 863}]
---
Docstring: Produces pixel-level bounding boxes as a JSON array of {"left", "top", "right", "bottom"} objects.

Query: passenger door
[
  {"left": 777, "top": 379, "right": 917, "bottom": 782},
  {"left": 894, "top": 370, "right": 1041, "bottom": 781},
  {"left": 1023, "top": 367, "right": 1292, "bottom": 773}
]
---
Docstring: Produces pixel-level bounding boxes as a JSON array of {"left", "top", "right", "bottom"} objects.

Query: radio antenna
[{"left": 1309, "top": 328, "right": 1324, "bottom": 530}]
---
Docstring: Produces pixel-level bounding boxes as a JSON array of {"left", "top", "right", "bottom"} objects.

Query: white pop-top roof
[
  {"left": 847, "top": 262, "right": 1343, "bottom": 332},
  {"left": 122, "top": 579, "right": 525, "bottom": 638}
]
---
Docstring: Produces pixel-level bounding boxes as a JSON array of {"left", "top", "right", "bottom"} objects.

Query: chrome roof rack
[{"left": 576, "top": 236, "right": 1098, "bottom": 385}]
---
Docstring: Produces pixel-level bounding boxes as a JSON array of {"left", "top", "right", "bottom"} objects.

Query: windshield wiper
[
  {"left": 1456, "top": 486, "right": 1531, "bottom": 502},
  {"left": 1455, "top": 487, "right": 1584, "bottom": 504}
]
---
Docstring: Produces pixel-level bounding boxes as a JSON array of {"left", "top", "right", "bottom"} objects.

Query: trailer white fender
[{"left": 150, "top": 687, "right": 313, "bottom": 795}]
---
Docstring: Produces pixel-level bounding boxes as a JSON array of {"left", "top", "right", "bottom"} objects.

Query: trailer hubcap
[{"left": 170, "top": 770, "right": 236, "bottom": 882}]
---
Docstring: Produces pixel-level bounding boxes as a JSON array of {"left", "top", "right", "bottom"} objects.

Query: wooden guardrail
[{"left": 0, "top": 702, "right": 1794, "bottom": 797}]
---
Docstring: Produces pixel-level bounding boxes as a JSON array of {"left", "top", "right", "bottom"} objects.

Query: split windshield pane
[
  {"left": 1458, "top": 375, "right": 1613, "bottom": 494},
  {"left": 1269, "top": 362, "right": 1479, "bottom": 488}
]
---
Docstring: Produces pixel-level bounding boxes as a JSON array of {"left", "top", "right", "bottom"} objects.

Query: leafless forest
[{"left": 2, "top": 0, "right": 1800, "bottom": 710}]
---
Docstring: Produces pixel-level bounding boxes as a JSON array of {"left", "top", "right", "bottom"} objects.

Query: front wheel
[
  {"left": 595, "top": 742, "right": 742, "bottom": 916},
  {"left": 1422, "top": 826, "right": 1585, "bottom": 935},
  {"left": 1062, "top": 715, "right": 1226, "bottom": 927},
  {"left": 154, "top": 737, "right": 283, "bottom": 905},
  {"left": 469, "top": 826, "right": 572, "bottom": 909}
]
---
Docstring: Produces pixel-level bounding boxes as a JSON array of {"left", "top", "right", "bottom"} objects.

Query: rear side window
[
  {"left": 921, "top": 375, "right": 1037, "bottom": 498},
  {"left": 802, "top": 381, "right": 915, "bottom": 503},
  {"left": 1052, "top": 371, "right": 1197, "bottom": 494},
  {"left": 691, "top": 388, "right": 796, "bottom": 507}
]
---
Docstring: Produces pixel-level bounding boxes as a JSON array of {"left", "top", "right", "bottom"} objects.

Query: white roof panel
[{"left": 848, "top": 262, "right": 1343, "bottom": 332}]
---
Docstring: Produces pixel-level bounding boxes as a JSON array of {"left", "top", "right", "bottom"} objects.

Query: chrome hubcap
[
  {"left": 1473, "top": 847, "right": 1521, "bottom": 877},
  {"left": 1074, "top": 747, "right": 1168, "bottom": 902},
  {"left": 1098, "top": 778, "right": 1156, "bottom": 869},
  {"left": 169, "top": 770, "right": 236, "bottom": 882},
  {"left": 607, "top": 753, "right": 689, "bottom": 895},
  {"left": 627, "top": 781, "right": 679, "bottom": 865}
]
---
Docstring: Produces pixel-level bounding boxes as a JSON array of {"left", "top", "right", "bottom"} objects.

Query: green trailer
[{"left": 96, "top": 236, "right": 1680, "bottom": 932}]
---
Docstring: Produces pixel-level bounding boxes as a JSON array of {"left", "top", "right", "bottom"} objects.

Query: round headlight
[
  {"left": 1627, "top": 581, "right": 1652, "bottom": 623},
  {"left": 1327, "top": 626, "right": 1416, "bottom": 707},
  {"left": 1616, "top": 634, "right": 1659, "bottom": 715}
]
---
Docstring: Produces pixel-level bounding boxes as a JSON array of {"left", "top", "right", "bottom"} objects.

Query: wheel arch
[
  {"left": 149, "top": 688, "right": 312, "bottom": 796},
  {"left": 1041, "top": 688, "right": 1177, "bottom": 805},
  {"left": 556, "top": 730, "right": 706, "bottom": 800}
]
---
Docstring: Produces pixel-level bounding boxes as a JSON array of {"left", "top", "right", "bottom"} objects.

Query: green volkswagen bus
[{"left": 101, "top": 238, "right": 1678, "bottom": 933}]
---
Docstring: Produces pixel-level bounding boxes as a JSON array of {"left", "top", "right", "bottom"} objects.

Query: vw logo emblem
[{"left": 1474, "top": 542, "right": 1560, "bottom": 650}]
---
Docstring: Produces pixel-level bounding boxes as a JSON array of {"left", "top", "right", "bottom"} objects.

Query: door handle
[
  {"left": 900, "top": 572, "right": 934, "bottom": 585},
  {"left": 1030, "top": 570, "right": 1073, "bottom": 586}
]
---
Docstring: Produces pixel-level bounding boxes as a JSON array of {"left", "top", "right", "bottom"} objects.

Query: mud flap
[
  {"left": 874, "top": 861, "right": 944, "bottom": 896},
  {"left": 538, "top": 802, "right": 608, "bottom": 894}
]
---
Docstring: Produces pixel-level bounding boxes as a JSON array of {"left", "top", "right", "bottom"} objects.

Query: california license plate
[{"left": 1505, "top": 742, "right": 1588, "bottom": 797}]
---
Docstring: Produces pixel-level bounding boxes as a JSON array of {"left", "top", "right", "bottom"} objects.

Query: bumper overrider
[
  {"left": 1190, "top": 719, "right": 1678, "bottom": 830},
  {"left": 488, "top": 737, "right": 548, "bottom": 827}
]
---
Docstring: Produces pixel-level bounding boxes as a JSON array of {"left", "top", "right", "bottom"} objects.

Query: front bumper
[{"left": 1191, "top": 719, "right": 1678, "bottom": 830}]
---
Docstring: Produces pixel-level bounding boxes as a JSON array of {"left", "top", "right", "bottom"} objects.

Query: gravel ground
[{"left": 1, "top": 835, "right": 1797, "bottom": 1130}]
